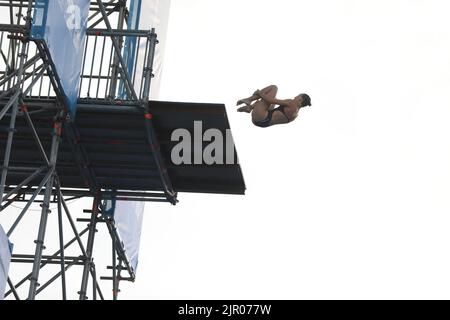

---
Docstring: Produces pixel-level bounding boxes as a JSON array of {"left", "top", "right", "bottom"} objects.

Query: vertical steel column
[
  {"left": 0, "top": 59, "right": 25, "bottom": 202},
  {"left": 79, "top": 196, "right": 100, "bottom": 300},
  {"left": 58, "top": 183, "right": 104, "bottom": 300},
  {"left": 141, "top": 29, "right": 157, "bottom": 101},
  {"left": 0, "top": 0, "right": 33, "bottom": 203},
  {"left": 56, "top": 184, "right": 67, "bottom": 300},
  {"left": 28, "top": 119, "right": 63, "bottom": 300},
  {"left": 91, "top": 264, "right": 97, "bottom": 300},
  {"left": 112, "top": 236, "right": 118, "bottom": 300},
  {"left": 116, "top": 259, "right": 123, "bottom": 300},
  {"left": 142, "top": 29, "right": 177, "bottom": 204},
  {"left": 108, "top": 1, "right": 126, "bottom": 99}
]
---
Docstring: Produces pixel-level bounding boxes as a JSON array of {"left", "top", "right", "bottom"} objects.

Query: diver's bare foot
[
  {"left": 236, "top": 98, "right": 252, "bottom": 107},
  {"left": 237, "top": 105, "right": 253, "bottom": 113}
]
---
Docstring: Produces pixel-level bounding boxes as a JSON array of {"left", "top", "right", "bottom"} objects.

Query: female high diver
[{"left": 237, "top": 85, "right": 311, "bottom": 128}]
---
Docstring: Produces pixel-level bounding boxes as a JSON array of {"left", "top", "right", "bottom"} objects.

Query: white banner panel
[
  {"left": 112, "top": 1, "right": 172, "bottom": 274},
  {"left": 0, "top": 225, "right": 12, "bottom": 300},
  {"left": 138, "top": 0, "right": 171, "bottom": 99},
  {"left": 114, "top": 201, "right": 145, "bottom": 272}
]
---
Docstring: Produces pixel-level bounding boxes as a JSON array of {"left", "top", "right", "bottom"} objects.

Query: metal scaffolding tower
[{"left": 0, "top": 0, "right": 173, "bottom": 300}]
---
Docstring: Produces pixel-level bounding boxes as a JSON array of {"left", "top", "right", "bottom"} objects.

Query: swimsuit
[{"left": 253, "top": 105, "right": 291, "bottom": 128}]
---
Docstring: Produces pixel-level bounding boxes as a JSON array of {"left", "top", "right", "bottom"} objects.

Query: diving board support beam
[{"left": 142, "top": 28, "right": 177, "bottom": 204}]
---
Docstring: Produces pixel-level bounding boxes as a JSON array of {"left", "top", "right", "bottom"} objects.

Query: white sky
[
  {"left": 150, "top": 0, "right": 450, "bottom": 299},
  {"left": 3, "top": 0, "right": 450, "bottom": 299}
]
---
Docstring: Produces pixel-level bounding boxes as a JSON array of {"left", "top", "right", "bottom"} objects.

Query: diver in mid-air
[{"left": 237, "top": 85, "right": 311, "bottom": 128}]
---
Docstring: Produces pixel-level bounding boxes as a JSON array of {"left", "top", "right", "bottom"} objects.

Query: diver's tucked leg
[
  {"left": 251, "top": 99, "right": 272, "bottom": 122},
  {"left": 237, "top": 85, "right": 278, "bottom": 108}
]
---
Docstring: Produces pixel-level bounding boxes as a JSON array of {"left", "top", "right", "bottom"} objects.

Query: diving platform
[{"left": 0, "top": 98, "right": 246, "bottom": 203}]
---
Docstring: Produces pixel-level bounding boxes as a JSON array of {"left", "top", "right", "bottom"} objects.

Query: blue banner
[
  {"left": 118, "top": 0, "right": 142, "bottom": 99},
  {"left": 31, "top": 0, "right": 90, "bottom": 117}
]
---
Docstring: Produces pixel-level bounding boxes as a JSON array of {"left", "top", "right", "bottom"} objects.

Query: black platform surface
[{"left": 0, "top": 99, "right": 246, "bottom": 198}]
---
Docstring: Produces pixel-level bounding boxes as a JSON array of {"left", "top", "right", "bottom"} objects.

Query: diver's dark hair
[{"left": 300, "top": 94, "right": 312, "bottom": 107}]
